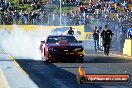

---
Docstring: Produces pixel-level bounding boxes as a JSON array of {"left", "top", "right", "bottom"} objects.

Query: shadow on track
[
  {"left": 85, "top": 55, "right": 132, "bottom": 63},
  {"left": 15, "top": 59, "right": 104, "bottom": 88}
]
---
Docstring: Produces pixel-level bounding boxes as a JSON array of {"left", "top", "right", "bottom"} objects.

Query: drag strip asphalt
[{"left": 15, "top": 54, "right": 132, "bottom": 88}]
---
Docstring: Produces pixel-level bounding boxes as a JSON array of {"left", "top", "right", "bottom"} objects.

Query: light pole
[
  {"left": 83, "top": 11, "right": 86, "bottom": 25},
  {"left": 59, "top": 0, "right": 62, "bottom": 26},
  {"left": 97, "top": 10, "right": 99, "bottom": 27}
]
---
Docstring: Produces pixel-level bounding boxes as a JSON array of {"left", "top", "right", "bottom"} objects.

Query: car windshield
[{"left": 47, "top": 36, "right": 78, "bottom": 43}]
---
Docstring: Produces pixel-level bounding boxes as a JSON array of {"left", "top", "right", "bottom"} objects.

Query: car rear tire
[
  {"left": 44, "top": 49, "right": 45, "bottom": 57},
  {"left": 45, "top": 59, "right": 51, "bottom": 63},
  {"left": 79, "top": 59, "right": 84, "bottom": 63}
]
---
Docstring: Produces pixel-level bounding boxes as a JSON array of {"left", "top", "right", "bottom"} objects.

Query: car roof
[{"left": 48, "top": 35, "right": 74, "bottom": 37}]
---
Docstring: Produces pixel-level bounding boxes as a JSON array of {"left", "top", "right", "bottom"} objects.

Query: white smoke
[{"left": 0, "top": 25, "right": 51, "bottom": 60}]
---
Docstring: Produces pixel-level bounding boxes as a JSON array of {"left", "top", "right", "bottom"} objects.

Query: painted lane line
[
  {"left": 2, "top": 50, "right": 29, "bottom": 77},
  {"left": 8, "top": 56, "right": 29, "bottom": 77}
]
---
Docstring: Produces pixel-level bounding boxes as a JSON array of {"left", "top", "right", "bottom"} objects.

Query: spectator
[
  {"left": 122, "top": 1, "right": 127, "bottom": 9},
  {"left": 0, "top": 0, "right": 131, "bottom": 26},
  {"left": 127, "top": 25, "right": 132, "bottom": 39},
  {"left": 22, "top": 11, "right": 29, "bottom": 24},
  {"left": 75, "top": 0, "right": 80, "bottom": 6},
  {"left": 79, "top": 5, "right": 85, "bottom": 13}
]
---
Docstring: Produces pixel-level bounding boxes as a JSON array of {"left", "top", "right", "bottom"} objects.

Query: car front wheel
[
  {"left": 79, "top": 59, "right": 84, "bottom": 63},
  {"left": 45, "top": 59, "right": 52, "bottom": 63}
]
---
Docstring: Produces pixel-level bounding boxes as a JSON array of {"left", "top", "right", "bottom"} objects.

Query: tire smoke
[{"left": 0, "top": 25, "right": 51, "bottom": 60}]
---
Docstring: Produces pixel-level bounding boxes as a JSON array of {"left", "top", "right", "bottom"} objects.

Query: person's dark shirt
[
  {"left": 101, "top": 30, "right": 114, "bottom": 42},
  {"left": 93, "top": 32, "right": 99, "bottom": 40},
  {"left": 68, "top": 29, "right": 74, "bottom": 35}
]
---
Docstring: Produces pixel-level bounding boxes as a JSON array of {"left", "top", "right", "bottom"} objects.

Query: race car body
[{"left": 43, "top": 35, "right": 84, "bottom": 63}]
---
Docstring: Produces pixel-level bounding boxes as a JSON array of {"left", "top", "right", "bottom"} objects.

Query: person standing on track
[
  {"left": 101, "top": 25, "right": 114, "bottom": 56},
  {"left": 67, "top": 27, "right": 74, "bottom": 35},
  {"left": 93, "top": 26, "right": 100, "bottom": 52},
  {"left": 39, "top": 41, "right": 45, "bottom": 60}
]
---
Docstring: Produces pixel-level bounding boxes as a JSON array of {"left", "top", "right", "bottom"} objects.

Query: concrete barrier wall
[
  {"left": 0, "top": 25, "right": 94, "bottom": 50},
  {"left": 0, "top": 25, "right": 94, "bottom": 51},
  {"left": 0, "top": 25, "right": 93, "bottom": 40},
  {"left": 0, "top": 25, "right": 84, "bottom": 32},
  {"left": 0, "top": 69, "right": 10, "bottom": 88},
  {"left": 123, "top": 39, "right": 132, "bottom": 56}
]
